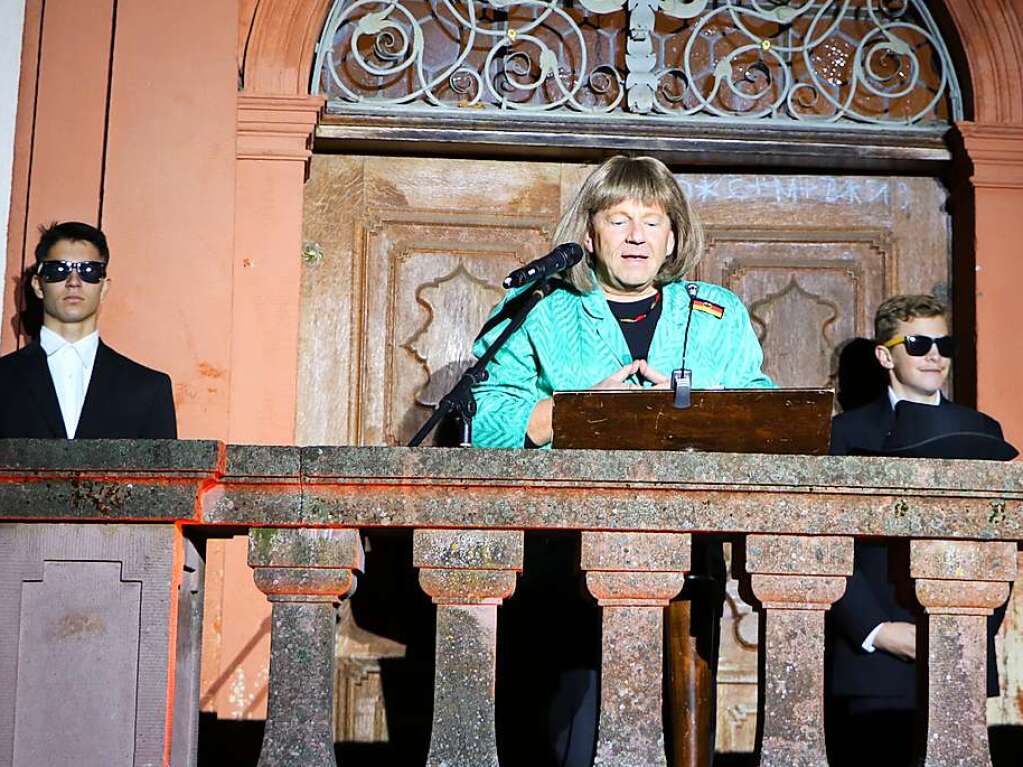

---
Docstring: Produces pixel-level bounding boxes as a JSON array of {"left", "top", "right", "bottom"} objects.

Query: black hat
[{"left": 880, "top": 400, "right": 1018, "bottom": 461}]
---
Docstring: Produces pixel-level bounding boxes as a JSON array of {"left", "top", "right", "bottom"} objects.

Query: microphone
[
  {"left": 503, "top": 243, "right": 584, "bottom": 289},
  {"left": 672, "top": 283, "right": 700, "bottom": 409}
]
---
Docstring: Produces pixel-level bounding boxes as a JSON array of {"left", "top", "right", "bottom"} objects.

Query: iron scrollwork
[{"left": 313, "top": 0, "right": 961, "bottom": 128}]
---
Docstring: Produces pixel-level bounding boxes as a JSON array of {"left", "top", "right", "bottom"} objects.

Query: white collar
[
  {"left": 887, "top": 385, "right": 941, "bottom": 409},
  {"left": 40, "top": 326, "right": 100, "bottom": 368}
]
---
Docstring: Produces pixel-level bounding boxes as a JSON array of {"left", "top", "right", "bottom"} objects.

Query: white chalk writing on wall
[{"left": 678, "top": 176, "right": 912, "bottom": 210}]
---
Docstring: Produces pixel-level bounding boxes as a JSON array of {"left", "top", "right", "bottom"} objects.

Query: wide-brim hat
[{"left": 879, "top": 400, "right": 1018, "bottom": 461}]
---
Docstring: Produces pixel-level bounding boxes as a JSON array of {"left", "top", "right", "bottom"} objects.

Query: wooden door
[
  {"left": 299, "top": 157, "right": 950, "bottom": 447},
  {"left": 299, "top": 155, "right": 951, "bottom": 752}
]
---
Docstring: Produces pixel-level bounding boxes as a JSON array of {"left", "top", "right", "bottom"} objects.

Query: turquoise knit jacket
[{"left": 470, "top": 279, "right": 775, "bottom": 448}]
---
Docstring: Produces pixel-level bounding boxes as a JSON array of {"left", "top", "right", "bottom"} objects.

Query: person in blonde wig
[
  {"left": 553, "top": 155, "right": 705, "bottom": 294},
  {"left": 472, "top": 154, "right": 773, "bottom": 449},
  {"left": 471, "top": 157, "right": 773, "bottom": 766}
]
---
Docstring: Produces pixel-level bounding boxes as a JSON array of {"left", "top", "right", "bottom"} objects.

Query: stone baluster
[
  {"left": 248, "top": 527, "right": 365, "bottom": 767},
  {"left": 581, "top": 531, "right": 690, "bottom": 767},
  {"left": 745, "top": 534, "right": 853, "bottom": 767},
  {"left": 912, "top": 539, "right": 1017, "bottom": 767},
  {"left": 413, "top": 528, "right": 524, "bottom": 767}
]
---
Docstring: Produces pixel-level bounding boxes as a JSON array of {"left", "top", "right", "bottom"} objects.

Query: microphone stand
[{"left": 408, "top": 278, "right": 558, "bottom": 448}]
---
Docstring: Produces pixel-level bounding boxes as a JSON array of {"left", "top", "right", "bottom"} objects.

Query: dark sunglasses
[
  {"left": 36, "top": 260, "right": 107, "bottom": 284},
  {"left": 883, "top": 334, "right": 955, "bottom": 358}
]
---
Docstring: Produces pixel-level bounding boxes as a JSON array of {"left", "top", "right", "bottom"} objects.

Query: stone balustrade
[{"left": 0, "top": 439, "right": 1020, "bottom": 767}]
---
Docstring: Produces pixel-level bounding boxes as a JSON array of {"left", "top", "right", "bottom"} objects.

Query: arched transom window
[{"left": 313, "top": 0, "right": 962, "bottom": 129}]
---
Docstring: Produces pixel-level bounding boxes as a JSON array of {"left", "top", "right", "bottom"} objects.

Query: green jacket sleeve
[{"left": 470, "top": 300, "right": 544, "bottom": 448}]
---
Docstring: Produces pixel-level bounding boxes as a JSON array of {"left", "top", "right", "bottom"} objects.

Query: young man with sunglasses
[
  {"left": 825, "top": 294, "right": 1008, "bottom": 766},
  {"left": 0, "top": 221, "right": 176, "bottom": 438}
]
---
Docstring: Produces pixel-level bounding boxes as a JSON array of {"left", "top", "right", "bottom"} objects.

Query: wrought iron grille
[{"left": 312, "top": 0, "right": 962, "bottom": 128}]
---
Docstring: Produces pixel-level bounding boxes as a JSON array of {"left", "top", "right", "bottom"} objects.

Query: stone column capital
[
  {"left": 581, "top": 531, "right": 692, "bottom": 572},
  {"left": 252, "top": 568, "right": 357, "bottom": 603},
  {"left": 585, "top": 571, "right": 687, "bottom": 606},
  {"left": 418, "top": 570, "right": 517, "bottom": 605},
  {"left": 248, "top": 527, "right": 364, "bottom": 603},
  {"left": 236, "top": 93, "right": 325, "bottom": 162},
  {"left": 746, "top": 534, "right": 852, "bottom": 609},
  {"left": 413, "top": 528, "right": 523, "bottom": 605},
  {"left": 749, "top": 574, "right": 847, "bottom": 610},
  {"left": 911, "top": 539, "right": 1017, "bottom": 614},
  {"left": 910, "top": 539, "right": 1017, "bottom": 581},
  {"left": 746, "top": 534, "right": 854, "bottom": 576},
  {"left": 582, "top": 531, "right": 689, "bottom": 606}
]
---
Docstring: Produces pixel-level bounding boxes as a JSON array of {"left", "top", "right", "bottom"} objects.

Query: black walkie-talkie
[{"left": 672, "top": 283, "right": 700, "bottom": 409}]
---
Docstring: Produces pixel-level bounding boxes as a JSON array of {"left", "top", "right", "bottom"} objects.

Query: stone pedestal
[
  {"left": 745, "top": 534, "right": 853, "bottom": 767},
  {"left": 912, "top": 539, "right": 1017, "bottom": 767},
  {"left": 249, "top": 527, "right": 364, "bottom": 767},
  {"left": 414, "top": 528, "right": 523, "bottom": 767},
  {"left": 0, "top": 523, "right": 201, "bottom": 767},
  {"left": 581, "top": 531, "right": 690, "bottom": 767}
]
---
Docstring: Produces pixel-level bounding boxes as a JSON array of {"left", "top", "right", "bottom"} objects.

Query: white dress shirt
[
  {"left": 860, "top": 385, "right": 941, "bottom": 653},
  {"left": 39, "top": 326, "right": 99, "bottom": 439}
]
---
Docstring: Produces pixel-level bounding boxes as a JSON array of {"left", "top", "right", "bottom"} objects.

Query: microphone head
[
  {"left": 557, "top": 242, "right": 585, "bottom": 268},
  {"left": 503, "top": 243, "right": 585, "bottom": 290}
]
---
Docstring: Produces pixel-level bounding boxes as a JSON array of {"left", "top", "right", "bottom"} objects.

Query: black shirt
[{"left": 608, "top": 291, "right": 662, "bottom": 361}]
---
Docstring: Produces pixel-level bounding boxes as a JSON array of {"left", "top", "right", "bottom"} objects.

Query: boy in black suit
[
  {"left": 826, "top": 294, "right": 1012, "bottom": 766},
  {"left": 0, "top": 221, "right": 177, "bottom": 438}
]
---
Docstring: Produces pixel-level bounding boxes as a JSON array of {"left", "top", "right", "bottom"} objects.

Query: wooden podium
[
  {"left": 552, "top": 388, "right": 834, "bottom": 767},
  {"left": 552, "top": 388, "right": 833, "bottom": 454}
]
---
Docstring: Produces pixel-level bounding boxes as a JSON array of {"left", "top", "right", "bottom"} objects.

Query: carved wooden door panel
[
  {"left": 298, "top": 156, "right": 951, "bottom": 752},
  {"left": 297, "top": 156, "right": 560, "bottom": 447},
  {"left": 691, "top": 175, "right": 949, "bottom": 390}
]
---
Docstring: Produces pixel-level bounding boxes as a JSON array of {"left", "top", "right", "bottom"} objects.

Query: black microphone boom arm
[{"left": 408, "top": 278, "right": 560, "bottom": 447}]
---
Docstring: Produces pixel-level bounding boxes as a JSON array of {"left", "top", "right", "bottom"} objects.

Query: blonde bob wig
[{"left": 552, "top": 155, "right": 705, "bottom": 293}]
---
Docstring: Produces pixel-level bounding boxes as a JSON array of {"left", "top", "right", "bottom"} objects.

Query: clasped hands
[
  {"left": 526, "top": 360, "right": 670, "bottom": 445},
  {"left": 590, "top": 360, "right": 671, "bottom": 390}
]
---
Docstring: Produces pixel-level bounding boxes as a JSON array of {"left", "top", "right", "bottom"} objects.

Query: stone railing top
[
  {"left": 0, "top": 438, "right": 222, "bottom": 473},
  {"left": 0, "top": 441, "right": 1021, "bottom": 539}
]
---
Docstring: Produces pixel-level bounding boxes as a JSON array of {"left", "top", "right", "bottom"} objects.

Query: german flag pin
[{"left": 692, "top": 298, "right": 725, "bottom": 319}]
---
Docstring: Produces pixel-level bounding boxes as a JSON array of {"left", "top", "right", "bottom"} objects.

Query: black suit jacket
[
  {"left": 827, "top": 395, "right": 1004, "bottom": 704},
  {"left": 0, "top": 340, "right": 177, "bottom": 439}
]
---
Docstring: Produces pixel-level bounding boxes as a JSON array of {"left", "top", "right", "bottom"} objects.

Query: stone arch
[
  {"left": 946, "top": 1, "right": 1023, "bottom": 124},
  {"left": 241, "top": 0, "right": 332, "bottom": 95}
]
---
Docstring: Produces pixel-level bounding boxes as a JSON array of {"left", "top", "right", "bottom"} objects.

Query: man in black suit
[
  {"left": 826, "top": 294, "right": 1012, "bottom": 766},
  {"left": 0, "top": 221, "right": 176, "bottom": 439}
]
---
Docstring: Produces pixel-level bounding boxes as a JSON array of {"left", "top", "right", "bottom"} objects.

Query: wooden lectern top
[{"left": 551, "top": 388, "right": 833, "bottom": 454}]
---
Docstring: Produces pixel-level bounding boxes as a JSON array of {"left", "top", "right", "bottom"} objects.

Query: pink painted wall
[
  {"left": 100, "top": 0, "right": 239, "bottom": 439},
  {"left": 975, "top": 186, "right": 1023, "bottom": 448},
  {"left": 229, "top": 159, "right": 305, "bottom": 444},
  {"left": 4, "top": 0, "right": 241, "bottom": 441}
]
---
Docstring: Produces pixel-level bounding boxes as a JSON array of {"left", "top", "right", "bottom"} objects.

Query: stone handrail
[{"left": 0, "top": 439, "right": 1020, "bottom": 767}]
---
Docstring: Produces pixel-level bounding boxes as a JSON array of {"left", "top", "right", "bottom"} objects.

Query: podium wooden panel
[{"left": 552, "top": 388, "right": 833, "bottom": 454}]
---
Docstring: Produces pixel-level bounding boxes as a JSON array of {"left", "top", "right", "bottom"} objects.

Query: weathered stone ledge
[{"left": 0, "top": 441, "right": 1018, "bottom": 540}]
